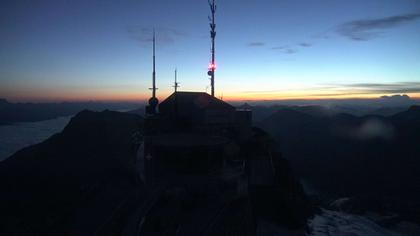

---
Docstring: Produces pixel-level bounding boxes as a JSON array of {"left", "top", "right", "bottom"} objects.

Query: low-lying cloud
[
  {"left": 328, "top": 82, "right": 420, "bottom": 94},
  {"left": 270, "top": 45, "right": 298, "bottom": 54},
  {"left": 337, "top": 13, "right": 420, "bottom": 41},
  {"left": 238, "top": 82, "right": 420, "bottom": 98},
  {"left": 299, "top": 42, "right": 312, "bottom": 47},
  {"left": 271, "top": 46, "right": 285, "bottom": 50},
  {"left": 332, "top": 118, "right": 395, "bottom": 141},
  {"left": 248, "top": 42, "right": 265, "bottom": 47}
]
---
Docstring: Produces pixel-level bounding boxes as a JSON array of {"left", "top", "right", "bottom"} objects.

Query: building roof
[{"left": 159, "top": 91, "right": 235, "bottom": 112}]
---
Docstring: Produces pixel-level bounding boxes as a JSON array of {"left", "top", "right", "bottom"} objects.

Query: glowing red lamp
[{"left": 208, "top": 63, "right": 217, "bottom": 70}]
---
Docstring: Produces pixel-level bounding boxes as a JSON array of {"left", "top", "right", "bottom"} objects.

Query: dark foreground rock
[
  {"left": 0, "top": 110, "right": 313, "bottom": 235},
  {"left": 0, "top": 110, "right": 144, "bottom": 236},
  {"left": 245, "top": 128, "right": 314, "bottom": 230}
]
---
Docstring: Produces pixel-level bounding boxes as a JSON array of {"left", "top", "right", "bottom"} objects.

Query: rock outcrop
[
  {"left": 0, "top": 109, "right": 313, "bottom": 235},
  {"left": 0, "top": 110, "right": 144, "bottom": 236}
]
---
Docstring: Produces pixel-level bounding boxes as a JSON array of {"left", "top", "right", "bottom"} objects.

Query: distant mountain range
[
  {"left": 2, "top": 94, "right": 419, "bottom": 125},
  {"left": 0, "top": 98, "right": 141, "bottom": 124},
  {"left": 258, "top": 105, "right": 420, "bottom": 223},
  {"left": 237, "top": 94, "right": 420, "bottom": 122}
]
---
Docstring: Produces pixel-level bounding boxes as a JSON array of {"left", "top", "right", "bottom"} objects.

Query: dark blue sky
[{"left": 1, "top": 0, "right": 420, "bottom": 101}]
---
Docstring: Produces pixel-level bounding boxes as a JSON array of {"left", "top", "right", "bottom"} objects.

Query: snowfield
[{"left": 308, "top": 209, "right": 420, "bottom": 236}]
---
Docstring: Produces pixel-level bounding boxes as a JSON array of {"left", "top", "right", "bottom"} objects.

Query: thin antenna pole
[
  {"left": 147, "top": 29, "right": 158, "bottom": 115},
  {"left": 173, "top": 68, "right": 179, "bottom": 92},
  {"left": 174, "top": 68, "right": 178, "bottom": 118},
  {"left": 152, "top": 29, "right": 156, "bottom": 98},
  {"left": 208, "top": 0, "right": 216, "bottom": 97}
]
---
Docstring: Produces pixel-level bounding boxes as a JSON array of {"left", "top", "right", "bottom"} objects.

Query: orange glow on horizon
[
  {"left": 4, "top": 90, "right": 420, "bottom": 103},
  {"left": 223, "top": 91, "right": 420, "bottom": 102}
]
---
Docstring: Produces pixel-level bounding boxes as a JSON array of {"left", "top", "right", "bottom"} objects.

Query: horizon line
[{"left": 3, "top": 93, "right": 420, "bottom": 104}]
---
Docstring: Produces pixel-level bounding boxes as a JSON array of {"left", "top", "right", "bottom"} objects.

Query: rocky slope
[
  {"left": 259, "top": 105, "right": 420, "bottom": 224},
  {"left": 0, "top": 110, "right": 144, "bottom": 235},
  {"left": 0, "top": 109, "right": 313, "bottom": 235}
]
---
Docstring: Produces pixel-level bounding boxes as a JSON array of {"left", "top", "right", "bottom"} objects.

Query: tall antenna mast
[
  {"left": 207, "top": 0, "right": 216, "bottom": 97},
  {"left": 151, "top": 29, "right": 157, "bottom": 98},
  {"left": 147, "top": 29, "right": 158, "bottom": 115},
  {"left": 173, "top": 68, "right": 180, "bottom": 92}
]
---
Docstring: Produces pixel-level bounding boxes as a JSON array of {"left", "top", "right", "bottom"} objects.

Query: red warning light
[{"left": 208, "top": 63, "right": 217, "bottom": 70}]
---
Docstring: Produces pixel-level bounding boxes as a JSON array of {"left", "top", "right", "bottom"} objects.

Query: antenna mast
[
  {"left": 152, "top": 30, "right": 157, "bottom": 98},
  {"left": 173, "top": 68, "right": 180, "bottom": 92},
  {"left": 207, "top": 0, "right": 216, "bottom": 97},
  {"left": 147, "top": 29, "right": 158, "bottom": 115}
]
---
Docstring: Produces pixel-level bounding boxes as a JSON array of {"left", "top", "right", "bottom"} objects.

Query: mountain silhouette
[
  {"left": 259, "top": 106, "right": 420, "bottom": 223},
  {"left": 0, "top": 109, "right": 312, "bottom": 235},
  {"left": 0, "top": 110, "right": 144, "bottom": 235}
]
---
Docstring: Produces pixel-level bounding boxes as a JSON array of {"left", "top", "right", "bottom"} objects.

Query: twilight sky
[{"left": 1, "top": 0, "right": 420, "bottom": 102}]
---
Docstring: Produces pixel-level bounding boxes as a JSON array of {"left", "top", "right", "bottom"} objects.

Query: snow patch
[{"left": 308, "top": 209, "right": 400, "bottom": 236}]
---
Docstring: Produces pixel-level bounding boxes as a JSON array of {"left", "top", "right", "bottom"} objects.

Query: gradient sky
[{"left": 1, "top": 0, "right": 420, "bottom": 102}]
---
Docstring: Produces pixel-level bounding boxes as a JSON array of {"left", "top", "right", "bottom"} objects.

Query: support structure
[{"left": 208, "top": 0, "right": 216, "bottom": 97}]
